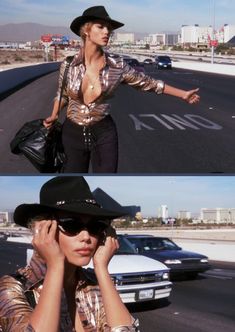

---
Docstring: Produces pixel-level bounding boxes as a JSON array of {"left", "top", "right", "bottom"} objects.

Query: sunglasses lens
[
  {"left": 58, "top": 219, "right": 82, "bottom": 234},
  {"left": 57, "top": 217, "right": 107, "bottom": 236},
  {"left": 87, "top": 222, "right": 107, "bottom": 235}
]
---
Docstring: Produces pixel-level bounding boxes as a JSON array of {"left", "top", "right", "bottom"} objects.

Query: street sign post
[{"left": 41, "top": 35, "right": 53, "bottom": 62}]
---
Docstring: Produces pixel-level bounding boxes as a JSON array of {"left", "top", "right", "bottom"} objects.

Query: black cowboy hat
[
  {"left": 14, "top": 176, "right": 124, "bottom": 228},
  {"left": 70, "top": 5, "right": 124, "bottom": 36}
]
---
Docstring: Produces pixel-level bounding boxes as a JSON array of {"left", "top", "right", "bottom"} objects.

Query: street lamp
[
  {"left": 211, "top": 0, "right": 216, "bottom": 64},
  {"left": 168, "top": 179, "right": 176, "bottom": 238}
]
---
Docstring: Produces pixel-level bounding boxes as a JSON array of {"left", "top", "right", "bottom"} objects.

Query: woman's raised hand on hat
[
  {"left": 93, "top": 226, "right": 119, "bottom": 271},
  {"left": 32, "top": 220, "right": 65, "bottom": 268}
]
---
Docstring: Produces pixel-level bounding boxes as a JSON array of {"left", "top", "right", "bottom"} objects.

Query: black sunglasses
[{"left": 56, "top": 217, "right": 108, "bottom": 236}]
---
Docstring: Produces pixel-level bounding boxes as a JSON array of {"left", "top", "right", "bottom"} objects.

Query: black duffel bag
[{"left": 10, "top": 119, "right": 66, "bottom": 173}]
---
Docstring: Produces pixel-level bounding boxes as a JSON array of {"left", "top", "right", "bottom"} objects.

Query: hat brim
[
  {"left": 70, "top": 16, "right": 124, "bottom": 36},
  {"left": 14, "top": 202, "right": 124, "bottom": 228}
]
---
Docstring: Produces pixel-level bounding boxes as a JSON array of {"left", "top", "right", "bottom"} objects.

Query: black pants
[{"left": 62, "top": 115, "right": 118, "bottom": 173}]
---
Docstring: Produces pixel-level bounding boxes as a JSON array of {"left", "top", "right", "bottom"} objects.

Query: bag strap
[{"left": 58, "top": 55, "right": 74, "bottom": 112}]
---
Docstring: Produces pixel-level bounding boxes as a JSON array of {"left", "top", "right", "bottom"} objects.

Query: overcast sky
[
  {"left": 1, "top": 176, "right": 235, "bottom": 217},
  {"left": 0, "top": 0, "right": 234, "bottom": 33}
]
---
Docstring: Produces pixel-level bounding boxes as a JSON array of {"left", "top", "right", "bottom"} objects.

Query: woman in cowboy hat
[
  {"left": 0, "top": 176, "right": 139, "bottom": 332},
  {"left": 44, "top": 5, "right": 200, "bottom": 173}
]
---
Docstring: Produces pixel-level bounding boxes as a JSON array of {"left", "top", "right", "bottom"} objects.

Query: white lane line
[
  {"left": 201, "top": 268, "right": 235, "bottom": 280},
  {"left": 202, "top": 273, "right": 232, "bottom": 280}
]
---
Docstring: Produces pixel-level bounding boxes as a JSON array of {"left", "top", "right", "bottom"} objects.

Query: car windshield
[
  {"left": 124, "top": 59, "right": 140, "bottom": 66},
  {"left": 116, "top": 235, "right": 137, "bottom": 254},
  {"left": 129, "top": 237, "right": 180, "bottom": 251},
  {"left": 158, "top": 56, "right": 171, "bottom": 61}
]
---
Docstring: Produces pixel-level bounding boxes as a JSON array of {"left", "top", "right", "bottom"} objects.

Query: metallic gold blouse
[
  {"left": 55, "top": 47, "right": 165, "bottom": 127},
  {"left": 0, "top": 252, "right": 139, "bottom": 332}
]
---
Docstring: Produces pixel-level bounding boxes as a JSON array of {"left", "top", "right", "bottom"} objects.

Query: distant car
[
  {"left": 124, "top": 234, "right": 210, "bottom": 279},
  {"left": 155, "top": 55, "right": 172, "bottom": 69},
  {"left": 0, "top": 233, "right": 7, "bottom": 240},
  {"left": 123, "top": 57, "right": 145, "bottom": 73},
  {"left": 85, "top": 234, "right": 172, "bottom": 303},
  {"left": 143, "top": 58, "right": 154, "bottom": 65}
]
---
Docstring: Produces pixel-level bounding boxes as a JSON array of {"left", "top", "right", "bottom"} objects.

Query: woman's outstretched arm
[{"left": 163, "top": 85, "right": 200, "bottom": 104}]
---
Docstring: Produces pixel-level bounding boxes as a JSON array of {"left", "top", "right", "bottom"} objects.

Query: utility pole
[{"left": 211, "top": 0, "right": 216, "bottom": 64}]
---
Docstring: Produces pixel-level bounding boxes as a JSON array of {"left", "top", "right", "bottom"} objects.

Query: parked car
[
  {"left": 86, "top": 234, "right": 172, "bottom": 303},
  {"left": 143, "top": 58, "right": 154, "bottom": 65},
  {"left": 123, "top": 57, "right": 145, "bottom": 73},
  {"left": 124, "top": 234, "right": 210, "bottom": 279},
  {"left": 155, "top": 55, "right": 172, "bottom": 69}
]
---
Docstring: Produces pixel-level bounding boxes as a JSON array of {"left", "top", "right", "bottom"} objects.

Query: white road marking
[{"left": 201, "top": 268, "right": 235, "bottom": 280}]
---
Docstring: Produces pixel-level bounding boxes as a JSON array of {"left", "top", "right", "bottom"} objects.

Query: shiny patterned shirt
[
  {"left": 0, "top": 252, "right": 139, "bottom": 332},
  {"left": 55, "top": 47, "right": 165, "bottom": 127}
]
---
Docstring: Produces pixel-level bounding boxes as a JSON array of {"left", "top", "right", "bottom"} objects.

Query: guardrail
[{"left": 0, "top": 61, "right": 60, "bottom": 95}]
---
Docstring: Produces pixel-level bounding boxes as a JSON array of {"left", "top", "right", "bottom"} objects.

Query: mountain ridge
[
  {"left": 0, "top": 22, "right": 147, "bottom": 42},
  {"left": 0, "top": 22, "right": 77, "bottom": 42}
]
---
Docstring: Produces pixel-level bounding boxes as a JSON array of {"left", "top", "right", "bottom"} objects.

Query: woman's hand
[
  {"left": 93, "top": 226, "right": 119, "bottom": 271},
  {"left": 182, "top": 88, "right": 200, "bottom": 104},
  {"left": 32, "top": 220, "right": 64, "bottom": 268},
  {"left": 43, "top": 115, "right": 58, "bottom": 128}
]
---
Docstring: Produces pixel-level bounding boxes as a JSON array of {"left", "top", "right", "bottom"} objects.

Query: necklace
[{"left": 89, "top": 74, "right": 100, "bottom": 90}]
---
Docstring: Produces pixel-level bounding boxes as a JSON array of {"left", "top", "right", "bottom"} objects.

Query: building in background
[
  {"left": 201, "top": 208, "right": 235, "bottom": 223},
  {"left": 158, "top": 205, "right": 169, "bottom": 221},
  {"left": 113, "top": 33, "right": 135, "bottom": 45},
  {"left": 177, "top": 210, "right": 191, "bottom": 220},
  {"left": 181, "top": 24, "right": 213, "bottom": 47},
  {"left": 223, "top": 24, "right": 235, "bottom": 43},
  {"left": 0, "top": 211, "right": 14, "bottom": 225},
  {"left": 144, "top": 33, "right": 179, "bottom": 46}
]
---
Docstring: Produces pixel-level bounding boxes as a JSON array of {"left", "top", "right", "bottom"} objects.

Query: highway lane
[
  {"left": 0, "top": 240, "right": 235, "bottom": 332},
  {"left": 0, "top": 66, "right": 235, "bottom": 173},
  {"left": 129, "top": 266, "right": 235, "bottom": 332}
]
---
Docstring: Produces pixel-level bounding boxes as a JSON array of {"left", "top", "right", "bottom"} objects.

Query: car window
[
  {"left": 158, "top": 56, "right": 171, "bottom": 61},
  {"left": 128, "top": 237, "right": 179, "bottom": 251},
  {"left": 125, "top": 59, "right": 139, "bottom": 66},
  {"left": 117, "top": 236, "right": 137, "bottom": 254}
]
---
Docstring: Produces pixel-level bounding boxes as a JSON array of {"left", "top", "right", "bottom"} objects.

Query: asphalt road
[
  {"left": 0, "top": 240, "right": 235, "bottom": 332},
  {"left": 128, "top": 263, "right": 235, "bottom": 332},
  {"left": 0, "top": 66, "right": 235, "bottom": 173}
]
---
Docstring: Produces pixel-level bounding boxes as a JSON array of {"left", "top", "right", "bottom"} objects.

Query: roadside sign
[
  {"left": 210, "top": 40, "right": 218, "bottom": 47},
  {"left": 168, "top": 218, "right": 175, "bottom": 225},
  {"left": 41, "top": 35, "right": 52, "bottom": 43},
  {"left": 51, "top": 35, "right": 69, "bottom": 45},
  {"left": 41, "top": 34, "right": 69, "bottom": 45}
]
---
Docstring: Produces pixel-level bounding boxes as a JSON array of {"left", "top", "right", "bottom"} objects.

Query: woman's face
[
  {"left": 86, "top": 20, "right": 112, "bottom": 46},
  {"left": 57, "top": 214, "right": 103, "bottom": 266}
]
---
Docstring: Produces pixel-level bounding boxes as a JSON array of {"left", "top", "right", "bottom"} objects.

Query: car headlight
[
  {"left": 200, "top": 259, "right": 208, "bottom": 263},
  {"left": 162, "top": 272, "right": 169, "bottom": 280},
  {"left": 164, "top": 259, "right": 182, "bottom": 264}
]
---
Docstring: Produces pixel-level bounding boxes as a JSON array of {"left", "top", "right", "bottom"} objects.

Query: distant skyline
[
  {"left": 1, "top": 176, "right": 235, "bottom": 217},
  {"left": 0, "top": 0, "right": 234, "bottom": 33}
]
